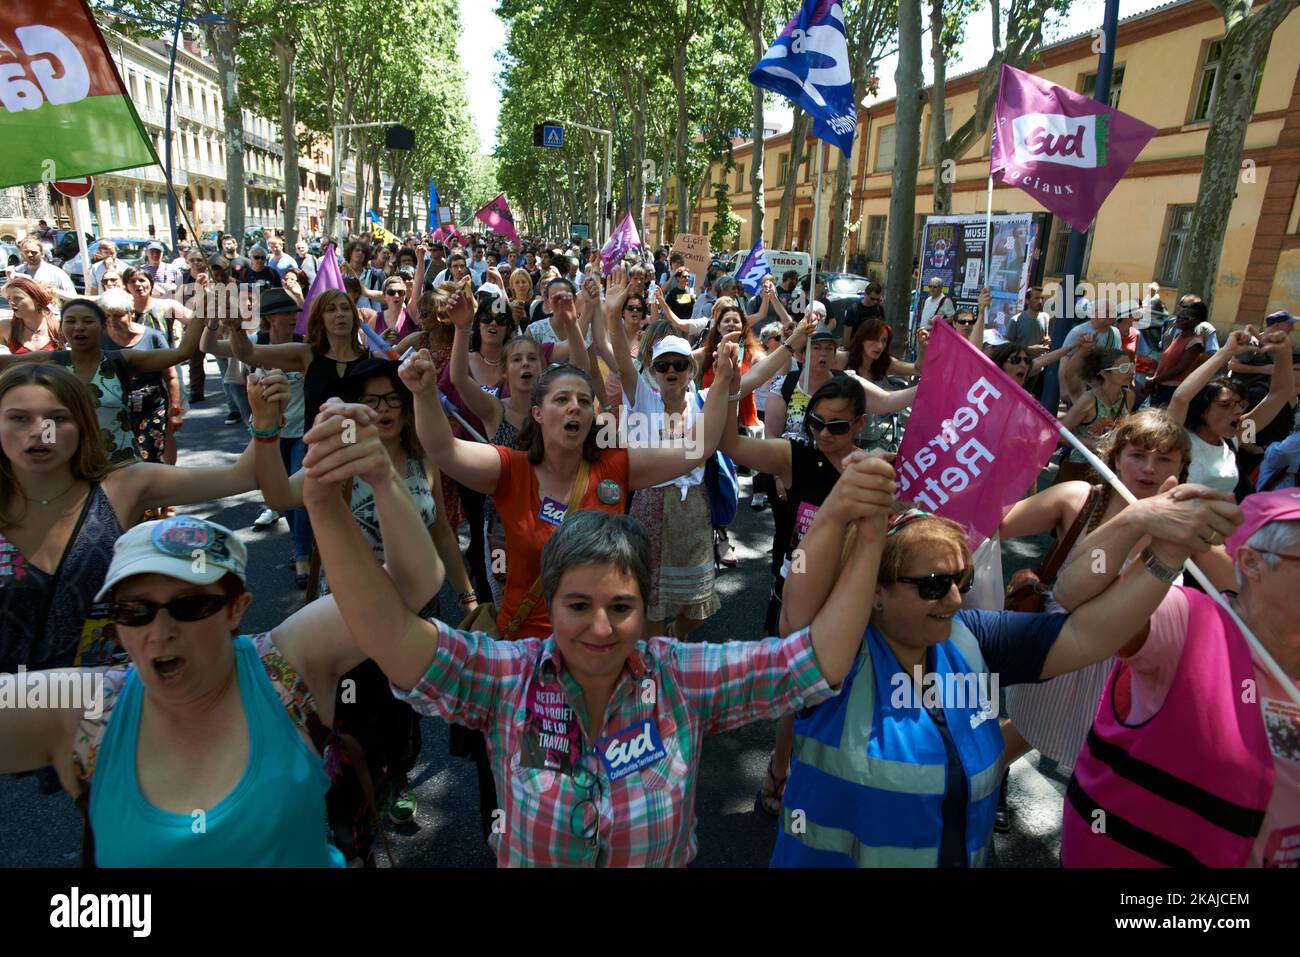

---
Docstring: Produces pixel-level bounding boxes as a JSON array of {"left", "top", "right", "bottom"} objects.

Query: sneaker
[
  {"left": 388, "top": 787, "right": 417, "bottom": 824},
  {"left": 253, "top": 508, "right": 279, "bottom": 528},
  {"left": 993, "top": 769, "right": 1012, "bottom": 834},
  {"left": 224, "top": 411, "right": 243, "bottom": 424},
  {"left": 750, "top": 493, "right": 767, "bottom": 511}
]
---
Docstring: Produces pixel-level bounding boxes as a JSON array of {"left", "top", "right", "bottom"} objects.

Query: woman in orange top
[
  {"left": 400, "top": 286, "right": 739, "bottom": 642},
  {"left": 1, "top": 276, "right": 62, "bottom": 354}
]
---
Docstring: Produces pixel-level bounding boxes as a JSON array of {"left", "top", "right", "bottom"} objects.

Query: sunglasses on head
[
  {"left": 1102, "top": 362, "right": 1134, "bottom": 374},
  {"left": 653, "top": 358, "right": 691, "bottom": 374},
  {"left": 102, "top": 593, "right": 231, "bottom": 627},
  {"left": 806, "top": 412, "right": 856, "bottom": 435},
  {"left": 895, "top": 567, "right": 974, "bottom": 600}
]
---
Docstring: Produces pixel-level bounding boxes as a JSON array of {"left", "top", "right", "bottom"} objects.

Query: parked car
[
  {"left": 818, "top": 271, "right": 870, "bottom": 327},
  {"left": 63, "top": 238, "right": 172, "bottom": 291},
  {"left": 1, "top": 242, "right": 19, "bottom": 270},
  {"left": 53, "top": 230, "right": 95, "bottom": 265},
  {"left": 244, "top": 225, "right": 273, "bottom": 253}
]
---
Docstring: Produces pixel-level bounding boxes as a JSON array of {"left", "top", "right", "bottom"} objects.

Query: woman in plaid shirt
[{"left": 299, "top": 396, "right": 897, "bottom": 867}]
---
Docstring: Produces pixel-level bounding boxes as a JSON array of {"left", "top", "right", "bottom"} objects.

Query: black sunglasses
[
  {"left": 952, "top": 317, "right": 976, "bottom": 326},
  {"left": 895, "top": 568, "right": 974, "bottom": 601},
  {"left": 624, "top": 304, "right": 645, "bottom": 313},
  {"left": 479, "top": 314, "right": 509, "bottom": 327},
  {"left": 101, "top": 593, "right": 230, "bottom": 627},
  {"left": 652, "top": 358, "right": 691, "bottom": 374},
  {"left": 806, "top": 412, "right": 855, "bottom": 435}
]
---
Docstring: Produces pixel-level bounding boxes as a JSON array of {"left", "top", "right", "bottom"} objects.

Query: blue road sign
[{"left": 543, "top": 124, "right": 564, "bottom": 148}]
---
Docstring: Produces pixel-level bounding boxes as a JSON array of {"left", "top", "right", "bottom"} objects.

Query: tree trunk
[
  {"left": 352, "top": 130, "right": 368, "bottom": 238},
  {"left": 927, "top": 0, "right": 949, "bottom": 216},
  {"left": 827, "top": 146, "right": 854, "bottom": 270},
  {"left": 774, "top": 107, "right": 812, "bottom": 248},
  {"left": 673, "top": 41, "right": 691, "bottom": 234},
  {"left": 885, "top": 0, "right": 924, "bottom": 339},
  {"left": 1179, "top": 7, "right": 1285, "bottom": 312},
  {"left": 207, "top": 18, "right": 244, "bottom": 239},
  {"left": 631, "top": 73, "right": 648, "bottom": 241},
  {"left": 369, "top": 151, "right": 382, "bottom": 215},
  {"left": 657, "top": 134, "right": 673, "bottom": 246},
  {"left": 273, "top": 33, "right": 299, "bottom": 246}
]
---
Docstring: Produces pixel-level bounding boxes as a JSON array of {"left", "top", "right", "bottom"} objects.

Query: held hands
[
  {"left": 398, "top": 348, "right": 439, "bottom": 395},
  {"left": 1135, "top": 479, "right": 1243, "bottom": 565},
  {"left": 713, "top": 333, "right": 741, "bottom": 385},
  {"left": 822, "top": 451, "right": 896, "bottom": 540},
  {"left": 447, "top": 288, "right": 474, "bottom": 332},
  {"left": 301, "top": 399, "right": 389, "bottom": 499},
  {"left": 245, "top": 370, "right": 291, "bottom": 429}
]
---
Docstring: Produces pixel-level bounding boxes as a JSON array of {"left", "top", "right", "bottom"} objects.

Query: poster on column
[{"left": 915, "top": 213, "right": 1047, "bottom": 337}]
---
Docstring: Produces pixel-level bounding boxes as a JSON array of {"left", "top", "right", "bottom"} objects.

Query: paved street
[{"left": 0, "top": 358, "right": 1064, "bottom": 867}]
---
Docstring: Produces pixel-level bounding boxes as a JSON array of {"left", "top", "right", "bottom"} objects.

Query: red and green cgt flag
[{"left": 0, "top": 0, "right": 160, "bottom": 188}]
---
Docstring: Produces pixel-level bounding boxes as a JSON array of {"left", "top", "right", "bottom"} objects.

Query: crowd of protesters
[{"left": 0, "top": 223, "right": 1297, "bottom": 869}]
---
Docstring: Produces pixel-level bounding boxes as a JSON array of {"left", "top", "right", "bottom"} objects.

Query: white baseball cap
[
  {"left": 95, "top": 516, "right": 247, "bottom": 601},
  {"left": 651, "top": 336, "right": 693, "bottom": 361},
  {"left": 983, "top": 328, "right": 1009, "bottom": 346}
]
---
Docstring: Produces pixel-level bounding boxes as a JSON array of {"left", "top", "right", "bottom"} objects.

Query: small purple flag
[
  {"left": 990, "top": 64, "right": 1157, "bottom": 234},
  {"left": 296, "top": 240, "right": 345, "bottom": 335},
  {"left": 601, "top": 213, "right": 641, "bottom": 276}
]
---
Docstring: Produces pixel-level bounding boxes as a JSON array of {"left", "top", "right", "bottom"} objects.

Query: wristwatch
[{"left": 1139, "top": 545, "right": 1180, "bottom": 584}]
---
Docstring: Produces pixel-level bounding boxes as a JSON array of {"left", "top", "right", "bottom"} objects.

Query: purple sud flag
[
  {"left": 749, "top": 0, "right": 856, "bottom": 157},
  {"left": 475, "top": 193, "right": 520, "bottom": 247},
  {"left": 295, "top": 240, "right": 344, "bottom": 335},
  {"left": 736, "top": 241, "right": 773, "bottom": 295},
  {"left": 990, "top": 64, "right": 1157, "bottom": 234},
  {"left": 601, "top": 212, "right": 641, "bottom": 276}
]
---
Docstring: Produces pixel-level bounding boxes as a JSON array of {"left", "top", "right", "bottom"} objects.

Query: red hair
[{"left": 1, "top": 275, "right": 61, "bottom": 347}]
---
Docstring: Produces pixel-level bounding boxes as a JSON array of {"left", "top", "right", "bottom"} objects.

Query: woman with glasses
[
  {"left": 1, "top": 275, "right": 62, "bottom": 354},
  {"left": 98, "top": 289, "right": 175, "bottom": 466},
  {"left": 1053, "top": 348, "right": 1137, "bottom": 485},
  {"left": 988, "top": 339, "right": 1087, "bottom": 392},
  {"left": 400, "top": 285, "right": 736, "bottom": 644},
  {"left": 0, "top": 362, "right": 288, "bottom": 692},
  {"left": 0, "top": 441, "right": 449, "bottom": 866},
  {"left": 716, "top": 375, "right": 869, "bottom": 814},
  {"left": 374, "top": 275, "right": 417, "bottom": 345},
  {"left": 1168, "top": 326, "right": 1295, "bottom": 496},
  {"left": 771, "top": 462, "right": 1240, "bottom": 867},
  {"left": 302, "top": 428, "right": 895, "bottom": 864}
]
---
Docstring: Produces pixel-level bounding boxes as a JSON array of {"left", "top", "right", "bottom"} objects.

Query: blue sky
[{"left": 456, "top": 0, "right": 1176, "bottom": 154}]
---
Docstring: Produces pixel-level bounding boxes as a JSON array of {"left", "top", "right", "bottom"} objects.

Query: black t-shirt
[
  {"left": 783, "top": 442, "right": 842, "bottom": 560},
  {"left": 238, "top": 265, "right": 282, "bottom": 288},
  {"left": 843, "top": 301, "right": 884, "bottom": 339}
]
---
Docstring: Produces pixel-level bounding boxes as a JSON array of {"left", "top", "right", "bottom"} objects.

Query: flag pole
[
  {"left": 1052, "top": 421, "right": 1300, "bottom": 709},
  {"left": 802, "top": 139, "right": 825, "bottom": 392},
  {"left": 983, "top": 173, "right": 994, "bottom": 287}
]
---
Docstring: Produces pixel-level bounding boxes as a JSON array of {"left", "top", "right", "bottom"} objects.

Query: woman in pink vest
[{"left": 1058, "top": 489, "right": 1300, "bottom": 867}]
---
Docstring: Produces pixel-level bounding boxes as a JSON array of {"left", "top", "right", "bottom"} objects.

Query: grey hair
[
  {"left": 1235, "top": 519, "right": 1300, "bottom": 586},
  {"left": 98, "top": 288, "right": 134, "bottom": 314},
  {"left": 539, "top": 511, "right": 652, "bottom": 611},
  {"left": 807, "top": 301, "right": 827, "bottom": 319}
]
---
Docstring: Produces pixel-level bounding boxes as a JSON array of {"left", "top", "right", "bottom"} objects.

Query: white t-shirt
[
  {"left": 524, "top": 316, "right": 593, "bottom": 348},
  {"left": 1187, "top": 431, "right": 1238, "bottom": 494},
  {"left": 919, "top": 294, "right": 956, "bottom": 331},
  {"left": 623, "top": 376, "right": 705, "bottom": 493},
  {"left": 17, "top": 261, "right": 75, "bottom": 297}
]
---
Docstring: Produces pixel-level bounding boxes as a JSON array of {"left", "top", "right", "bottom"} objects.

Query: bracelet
[
  {"left": 253, "top": 434, "right": 280, "bottom": 444},
  {"left": 249, "top": 418, "right": 284, "bottom": 439},
  {"left": 457, "top": 591, "right": 477, "bottom": 605},
  {"left": 727, "top": 391, "right": 742, "bottom": 402},
  {"left": 1139, "top": 545, "right": 1181, "bottom": 585}
]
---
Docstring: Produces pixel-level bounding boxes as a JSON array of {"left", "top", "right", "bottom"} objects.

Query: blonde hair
[{"left": 879, "top": 508, "right": 971, "bottom": 585}]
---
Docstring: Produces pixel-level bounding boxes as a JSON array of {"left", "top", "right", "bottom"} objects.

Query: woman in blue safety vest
[{"left": 769, "top": 461, "right": 1242, "bottom": 867}]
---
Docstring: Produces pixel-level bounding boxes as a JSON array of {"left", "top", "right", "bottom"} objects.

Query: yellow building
[{"left": 654, "top": 0, "right": 1300, "bottom": 327}]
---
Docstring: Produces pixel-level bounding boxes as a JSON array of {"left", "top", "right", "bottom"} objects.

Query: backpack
[{"left": 695, "top": 391, "right": 739, "bottom": 526}]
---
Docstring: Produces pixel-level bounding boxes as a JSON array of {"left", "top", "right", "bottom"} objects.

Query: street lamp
[
  {"left": 560, "top": 116, "right": 613, "bottom": 244},
  {"left": 103, "top": 4, "right": 227, "bottom": 254}
]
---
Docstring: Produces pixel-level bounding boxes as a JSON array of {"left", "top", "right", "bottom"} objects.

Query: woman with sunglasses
[
  {"left": 99, "top": 289, "right": 176, "bottom": 466},
  {"left": 301, "top": 426, "right": 895, "bottom": 865},
  {"left": 375, "top": 275, "right": 417, "bottom": 345},
  {"left": 988, "top": 338, "right": 1089, "bottom": 392},
  {"left": 0, "top": 275, "right": 62, "bottom": 354},
  {"left": 0, "top": 362, "right": 289, "bottom": 686},
  {"left": 401, "top": 287, "right": 736, "bottom": 643},
  {"left": 1053, "top": 348, "right": 1138, "bottom": 485},
  {"left": 0, "top": 430, "right": 448, "bottom": 866},
  {"left": 715, "top": 374, "right": 870, "bottom": 814},
  {"left": 993, "top": 409, "right": 1237, "bottom": 831},
  {"left": 1168, "top": 326, "right": 1295, "bottom": 496},
  {"left": 771, "top": 465, "right": 1241, "bottom": 867}
]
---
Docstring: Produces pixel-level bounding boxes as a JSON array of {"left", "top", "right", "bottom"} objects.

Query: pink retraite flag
[
  {"left": 474, "top": 193, "right": 520, "bottom": 247},
  {"left": 895, "top": 319, "right": 1060, "bottom": 547},
  {"left": 433, "top": 223, "right": 462, "bottom": 244},
  {"left": 601, "top": 212, "right": 641, "bottom": 276},
  {"left": 990, "top": 64, "right": 1157, "bottom": 234},
  {"left": 295, "top": 240, "right": 345, "bottom": 335}
]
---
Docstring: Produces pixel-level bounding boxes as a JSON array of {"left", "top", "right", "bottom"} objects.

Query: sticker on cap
[
  {"left": 597, "top": 719, "right": 666, "bottom": 781},
  {"left": 152, "top": 518, "right": 243, "bottom": 575}
]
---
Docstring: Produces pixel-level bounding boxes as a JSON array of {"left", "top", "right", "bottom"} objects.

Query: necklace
[
  {"left": 478, "top": 352, "right": 501, "bottom": 367},
  {"left": 29, "top": 480, "right": 78, "bottom": 507}
]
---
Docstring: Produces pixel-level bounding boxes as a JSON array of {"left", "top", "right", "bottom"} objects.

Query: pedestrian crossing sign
[{"left": 543, "top": 124, "right": 564, "bottom": 148}]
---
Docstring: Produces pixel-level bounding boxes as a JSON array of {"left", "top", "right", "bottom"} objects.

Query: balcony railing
[
  {"left": 176, "top": 103, "right": 210, "bottom": 124},
  {"left": 115, "top": 165, "right": 189, "bottom": 188},
  {"left": 136, "top": 105, "right": 166, "bottom": 128},
  {"left": 245, "top": 131, "right": 284, "bottom": 157},
  {"left": 186, "top": 158, "right": 225, "bottom": 178}
]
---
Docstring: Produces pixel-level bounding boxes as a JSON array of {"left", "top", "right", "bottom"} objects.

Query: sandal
[{"left": 754, "top": 756, "right": 787, "bottom": 818}]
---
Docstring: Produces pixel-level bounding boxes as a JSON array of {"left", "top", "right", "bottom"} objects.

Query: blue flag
[
  {"left": 736, "top": 241, "right": 773, "bottom": 295},
  {"left": 749, "top": 0, "right": 856, "bottom": 158},
  {"left": 428, "top": 180, "right": 440, "bottom": 230}
]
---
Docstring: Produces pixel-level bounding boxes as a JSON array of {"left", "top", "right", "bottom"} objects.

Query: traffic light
[
  {"left": 385, "top": 125, "right": 415, "bottom": 150},
  {"left": 533, "top": 124, "right": 544, "bottom": 147}
]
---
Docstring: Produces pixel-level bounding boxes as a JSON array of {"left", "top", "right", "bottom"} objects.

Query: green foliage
[{"left": 710, "top": 177, "right": 741, "bottom": 250}]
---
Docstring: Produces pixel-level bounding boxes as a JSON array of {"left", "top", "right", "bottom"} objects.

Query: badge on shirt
[
  {"left": 538, "top": 496, "right": 567, "bottom": 527},
  {"left": 520, "top": 680, "right": 582, "bottom": 774},
  {"left": 597, "top": 719, "right": 667, "bottom": 781},
  {"left": 596, "top": 479, "right": 622, "bottom": 505},
  {"left": 1262, "top": 697, "right": 1300, "bottom": 763}
]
